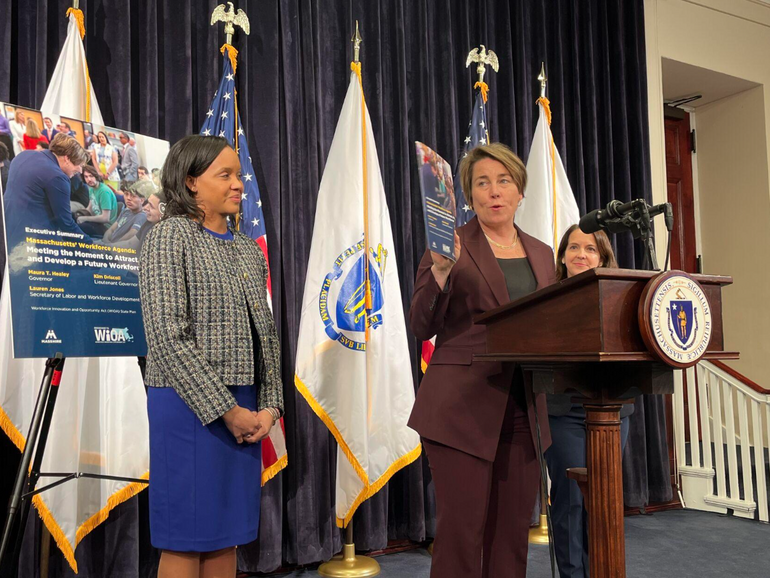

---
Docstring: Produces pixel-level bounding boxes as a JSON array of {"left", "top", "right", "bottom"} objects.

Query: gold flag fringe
[
  {"left": 261, "top": 453, "right": 288, "bottom": 486},
  {"left": 1, "top": 398, "right": 149, "bottom": 573}
]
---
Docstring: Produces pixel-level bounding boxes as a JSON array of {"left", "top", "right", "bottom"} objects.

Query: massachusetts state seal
[
  {"left": 318, "top": 237, "right": 387, "bottom": 352},
  {"left": 640, "top": 271, "right": 713, "bottom": 367}
]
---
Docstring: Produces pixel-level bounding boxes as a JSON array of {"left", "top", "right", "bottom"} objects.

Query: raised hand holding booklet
[{"left": 415, "top": 141, "right": 456, "bottom": 260}]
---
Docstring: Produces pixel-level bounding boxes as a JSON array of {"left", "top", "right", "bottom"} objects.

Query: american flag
[
  {"left": 200, "top": 47, "right": 287, "bottom": 484},
  {"left": 454, "top": 89, "right": 489, "bottom": 226},
  {"left": 421, "top": 87, "right": 489, "bottom": 371}
]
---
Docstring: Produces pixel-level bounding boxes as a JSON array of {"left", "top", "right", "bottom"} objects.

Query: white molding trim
[
  {"left": 679, "top": 465, "right": 715, "bottom": 479},
  {"left": 703, "top": 494, "right": 757, "bottom": 514},
  {"left": 683, "top": 0, "right": 770, "bottom": 28}
]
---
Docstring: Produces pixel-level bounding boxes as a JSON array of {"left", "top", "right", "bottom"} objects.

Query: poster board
[{"left": 0, "top": 101, "right": 169, "bottom": 358}]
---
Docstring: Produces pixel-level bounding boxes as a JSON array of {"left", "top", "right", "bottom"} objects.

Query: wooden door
[{"left": 664, "top": 114, "right": 698, "bottom": 273}]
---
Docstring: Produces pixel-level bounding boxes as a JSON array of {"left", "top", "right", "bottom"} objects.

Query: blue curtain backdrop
[{"left": 0, "top": 0, "right": 668, "bottom": 575}]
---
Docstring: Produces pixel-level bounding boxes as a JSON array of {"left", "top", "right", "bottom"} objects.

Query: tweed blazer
[
  {"left": 139, "top": 216, "right": 283, "bottom": 425},
  {"left": 408, "top": 217, "right": 556, "bottom": 461}
]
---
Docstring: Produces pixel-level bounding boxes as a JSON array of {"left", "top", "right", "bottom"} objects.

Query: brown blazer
[{"left": 408, "top": 217, "right": 557, "bottom": 462}]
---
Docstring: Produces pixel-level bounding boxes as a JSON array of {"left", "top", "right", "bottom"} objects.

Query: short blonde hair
[
  {"left": 49, "top": 133, "right": 89, "bottom": 166},
  {"left": 458, "top": 143, "right": 527, "bottom": 210}
]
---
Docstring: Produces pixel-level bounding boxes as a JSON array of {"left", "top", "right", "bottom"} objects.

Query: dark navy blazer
[{"left": 3, "top": 150, "right": 91, "bottom": 246}]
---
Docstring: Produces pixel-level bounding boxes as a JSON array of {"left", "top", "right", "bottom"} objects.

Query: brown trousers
[{"left": 424, "top": 398, "right": 540, "bottom": 578}]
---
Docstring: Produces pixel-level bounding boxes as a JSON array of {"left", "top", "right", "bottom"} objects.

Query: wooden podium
[{"left": 474, "top": 268, "right": 737, "bottom": 578}]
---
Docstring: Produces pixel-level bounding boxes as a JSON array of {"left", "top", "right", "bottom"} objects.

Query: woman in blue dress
[{"left": 139, "top": 135, "right": 283, "bottom": 577}]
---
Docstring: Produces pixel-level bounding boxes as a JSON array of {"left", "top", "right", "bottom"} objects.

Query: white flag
[
  {"left": 294, "top": 68, "right": 421, "bottom": 527},
  {"left": 40, "top": 9, "right": 104, "bottom": 125},
  {"left": 0, "top": 9, "right": 147, "bottom": 573},
  {"left": 0, "top": 279, "right": 149, "bottom": 572},
  {"left": 516, "top": 98, "right": 580, "bottom": 250}
]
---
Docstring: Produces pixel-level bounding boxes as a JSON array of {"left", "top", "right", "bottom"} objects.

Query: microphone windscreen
[{"left": 579, "top": 211, "right": 603, "bottom": 234}]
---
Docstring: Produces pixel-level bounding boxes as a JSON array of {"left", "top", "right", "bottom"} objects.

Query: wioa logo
[
  {"left": 94, "top": 327, "right": 134, "bottom": 344},
  {"left": 41, "top": 329, "right": 62, "bottom": 344}
]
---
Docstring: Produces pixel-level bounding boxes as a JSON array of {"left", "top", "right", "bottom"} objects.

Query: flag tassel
[
  {"left": 220, "top": 43, "right": 238, "bottom": 74},
  {"left": 65, "top": 8, "right": 85, "bottom": 39},
  {"left": 474, "top": 81, "right": 490, "bottom": 103}
]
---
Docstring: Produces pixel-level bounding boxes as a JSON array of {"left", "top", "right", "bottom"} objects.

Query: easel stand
[{"left": 0, "top": 353, "right": 148, "bottom": 576}]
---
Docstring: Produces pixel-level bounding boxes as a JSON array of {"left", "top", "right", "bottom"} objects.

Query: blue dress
[{"left": 147, "top": 226, "right": 262, "bottom": 552}]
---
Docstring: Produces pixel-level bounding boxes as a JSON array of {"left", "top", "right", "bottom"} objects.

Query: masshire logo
[{"left": 41, "top": 329, "right": 62, "bottom": 344}]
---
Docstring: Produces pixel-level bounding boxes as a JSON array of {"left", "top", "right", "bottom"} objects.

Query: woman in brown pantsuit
[{"left": 409, "top": 143, "right": 557, "bottom": 578}]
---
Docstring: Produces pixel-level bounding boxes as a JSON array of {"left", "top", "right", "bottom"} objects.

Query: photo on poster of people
[{"left": 0, "top": 101, "right": 169, "bottom": 359}]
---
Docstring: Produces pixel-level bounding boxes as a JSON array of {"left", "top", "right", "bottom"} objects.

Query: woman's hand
[
  {"left": 248, "top": 410, "right": 275, "bottom": 443},
  {"left": 222, "top": 405, "right": 262, "bottom": 444},
  {"left": 430, "top": 231, "right": 461, "bottom": 290}
]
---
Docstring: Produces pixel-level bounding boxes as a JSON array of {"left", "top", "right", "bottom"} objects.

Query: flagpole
[
  {"left": 211, "top": 4, "right": 250, "bottom": 223},
  {"left": 466, "top": 45, "right": 499, "bottom": 144},
  {"left": 350, "top": 21, "right": 373, "bottom": 344},
  {"left": 536, "top": 62, "right": 559, "bottom": 252},
  {"left": 316, "top": 26, "right": 380, "bottom": 578},
  {"left": 527, "top": 65, "right": 555, "bottom": 548}
]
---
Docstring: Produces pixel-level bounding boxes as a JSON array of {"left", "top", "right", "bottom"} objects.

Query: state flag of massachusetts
[
  {"left": 40, "top": 8, "right": 104, "bottom": 124},
  {"left": 294, "top": 65, "right": 421, "bottom": 527},
  {"left": 200, "top": 45, "right": 287, "bottom": 484},
  {"left": 515, "top": 97, "right": 580, "bottom": 250}
]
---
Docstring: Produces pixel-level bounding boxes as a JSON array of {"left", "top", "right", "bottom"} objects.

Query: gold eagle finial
[
  {"left": 466, "top": 45, "right": 499, "bottom": 84},
  {"left": 211, "top": 2, "right": 250, "bottom": 45}
]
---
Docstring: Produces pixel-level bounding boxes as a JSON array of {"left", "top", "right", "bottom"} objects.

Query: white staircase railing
[{"left": 674, "top": 360, "right": 770, "bottom": 522}]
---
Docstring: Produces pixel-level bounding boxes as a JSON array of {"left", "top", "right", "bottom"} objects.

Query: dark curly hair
[{"left": 160, "top": 135, "right": 230, "bottom": 223}]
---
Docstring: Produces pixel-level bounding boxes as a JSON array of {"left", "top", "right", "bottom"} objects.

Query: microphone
[
  {"left": 579, "top": 200, "right": 635, "bottom": 234},
  {"left": 579, "top": 199, "right": 674, "bottom": 235},
  {"left": 648, "top": 202, "right": 674, "bottom": 231}
]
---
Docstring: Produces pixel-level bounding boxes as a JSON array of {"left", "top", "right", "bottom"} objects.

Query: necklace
[{"left": 484, "top": 232, "right": 519, "bottom": 250}]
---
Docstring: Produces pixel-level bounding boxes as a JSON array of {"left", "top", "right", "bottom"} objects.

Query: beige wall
[
  {"left": 645, "top": 0, "right": 770, "bottom": 383},
  {"left": 696, "top": 87, "right": 770, "bottom": 381}
]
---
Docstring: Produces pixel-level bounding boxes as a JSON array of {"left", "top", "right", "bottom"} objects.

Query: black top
[
  {"left": 496, "top": 257, "right": 538, "bottom": 412},
  {"left": 496, "top": 257, "right": 538, "bottom": 303}
]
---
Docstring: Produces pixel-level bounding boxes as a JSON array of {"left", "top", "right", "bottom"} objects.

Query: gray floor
[{"left": 272, "top": 509, "right": 770, "bottom": 577}]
